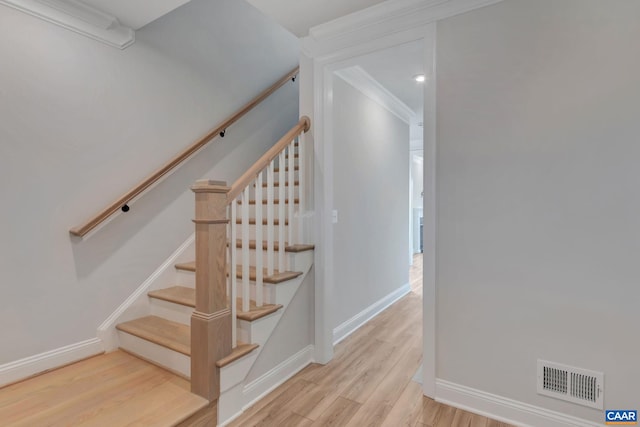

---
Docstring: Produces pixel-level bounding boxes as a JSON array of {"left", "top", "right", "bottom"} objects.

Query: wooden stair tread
[
  {"left": 148, "top": 286, "right": 282, "bottom": 321},
  {"left": 237, "top": 198, "right": 299, "bottom": 205},
  {"left": 175, "top": 262, "right": 303, "bottom": 284},
  {"left": 216, "top": 343, "right": 259, "bottom": 368},
  {"left": 236, "top": 217, "right": 288, "bottom": 225},
  {"left": 273, "top": 166, "right": 299, "bottom": 173},
  {"left": 117, "top": 316, "right": 261, "bottom": 367},
  {"left": 236, "top": 301, "right": 283, "bottom": 321},
  {"left": 116, "top": 315, "right": 191, "bottom": 356},
  {"left": 259, "top": 180, "right": 298, "bottom": 187},
  {"left": 149, "top": 286, "right": 195, "bottom": 307},
  {"left": 175, "top": 261, "right": 196, "bottom": 272},
  {"left": 284, "top": 244, "right": 316, "bottom": 253},
  {"left": 230, "top": 239, "right": 314, "bottom": 252}
]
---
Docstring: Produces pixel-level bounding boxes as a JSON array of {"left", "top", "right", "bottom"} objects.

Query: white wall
[
  {"left": 436, "top": 0, "right": 640, "bottom": 421},
  {"left": 332, "top": 75, "right": 409, "bottom": 329},
  {"left": 0, "top": 0, "right": 300, "bottom": 365}
]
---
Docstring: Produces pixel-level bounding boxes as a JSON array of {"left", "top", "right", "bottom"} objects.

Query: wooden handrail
[
  {"left": 70, "top": 67, "right": 300, "bottom": 237},
  {"left": 227, "top": 116, "right": 310, "bottom": 203}
]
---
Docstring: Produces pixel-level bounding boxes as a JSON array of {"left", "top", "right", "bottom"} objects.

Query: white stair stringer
[{"left": 218, "top": 250, "right": 314, "bottom": 425}]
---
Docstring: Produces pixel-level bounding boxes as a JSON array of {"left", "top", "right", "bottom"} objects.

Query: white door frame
[{"left": 303, "top": 22, "right": 437, "bottom": 397}]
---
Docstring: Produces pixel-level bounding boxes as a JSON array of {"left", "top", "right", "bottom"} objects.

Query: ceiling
[
  {"left": 245, "top": 0, "right": 388, "bottom": 37},
  {"left": 76, "top": 0, "right": 388, "bottom": 36},
  {"left": 346, "top": 40, "right": 426, "bottom": 142}
]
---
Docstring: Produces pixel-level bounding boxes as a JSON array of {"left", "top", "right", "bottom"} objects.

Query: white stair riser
[
  {"left": 117, "top": 331, "right": 190, "bottom": 378},
  {"left": 249, "top": 183, "right": 299, "bottom": 199},
  {"left": 233, "top": 281, "right": 277, "bottom": 305},
  {"left": 234, "top": 223, "right": 290, "bottom": 241},
  {"left": 237, "top": 312, "right": 281, "bottom": 347},
  {"left": 238, "top": 203, "right": 300, "bottom": 219},
  {"left": 148, "top": 298, "right": 275, "bottom": 342},
  {"left": 175, "top": 270, "right": 196, "bottom": 288},
  {"left": 150, "top": 299, "right": 193, "bottom": 325},
  {"left": 230, "top": 247, "right": 289, "bottom": 268}
]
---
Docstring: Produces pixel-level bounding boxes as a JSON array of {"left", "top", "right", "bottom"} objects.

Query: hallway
[{"left": 229, "top": 254, "right": 513, "bottom": 426}]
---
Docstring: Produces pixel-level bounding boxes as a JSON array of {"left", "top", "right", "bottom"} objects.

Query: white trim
[
  {"left": 304, "top": 0, "right": 505, "bottom": 58},
  {"left": 436, "top": 380, "right": 602, "bottom": 427},
  {"left": 303, "top": 0, "right": 505, "bottom": 400},
  {"left": 333, "top": 283, "right": 411, "bottom": 345},
  {"left": 97, "top": 234, "right": 195, "bottom": 350},
  {"left": 0, "top": 0, "right": 134, "bottom": 49},
  {"left": 309, "top": 0, "right": 440, "bottom": 40},
  {"left": 421, "top": 22, "right": 437, "bottom": 399},
  {"left": 219, "top": 345, "right": 315, "bottom": 427},
  {"left": 242, "top": 345, "right": 315, "bottom": 400},
  {"left": 0, "top": 338, "right": 103, "bottom": 387},
  {"left": 334, "top": 66, "right": 415, "bottom": 124},
  {"left": 307, "top": 26, "right": 438, "bottom": 396}
]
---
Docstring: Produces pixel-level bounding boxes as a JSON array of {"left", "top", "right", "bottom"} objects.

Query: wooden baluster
[
  {"left": 267, "top": 164, "right": 275, "bottom": 276},
  {"left": 230, "top": 201, "right": 237, "bottom": 348},
  {"left": 288, "top": 141, "right": 294, "bottom": 246},
  {"left": 242, "top": 187, "right": 250, "bottom": 312},
  {"left": 190, "top": 180, "right": 231, "bottom": 402},
  {"left": 255, "top": 172, "right": 263, "bottom": 307},
  {"left": 278, "top": 151, "right": 286, "bottom": 273},
  {"left": 298, "top": 132, "right": 305, "bottom": 244}
]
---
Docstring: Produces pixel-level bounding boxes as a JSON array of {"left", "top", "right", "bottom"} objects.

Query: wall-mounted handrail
[{"left": 69, "top": 66, "right": 300, "bottom": 237}]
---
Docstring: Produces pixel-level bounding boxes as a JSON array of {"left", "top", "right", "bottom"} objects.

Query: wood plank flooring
[
  {"left": 228, "top": 254, "right": 514, "bottom": 427},
  {"left": 0, "top": 350, "right": 208, "bottom": 426}
]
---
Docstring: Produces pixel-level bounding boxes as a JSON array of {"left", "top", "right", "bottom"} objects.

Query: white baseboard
[
  {"left": 0, "top": 338, "right": 104, "bottom": 387},
  {"left": 435, "top": 380, "right": 601, "bottom": 427},
  {"left": 219, "top": 345, "right": 315, "bottom": 426},
  {"left": 97, "top": 234, "right": 195, "bottom": 350},
  {"left": 333, "top": 283, "right": 411, "bottom": 345},
  {"left": 243, "top": 344, "right": 315, "bottom": 404}
]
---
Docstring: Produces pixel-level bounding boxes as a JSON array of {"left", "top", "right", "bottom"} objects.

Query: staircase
[{"left": 109, "top": 117, "right": 313, "bottom": 425}]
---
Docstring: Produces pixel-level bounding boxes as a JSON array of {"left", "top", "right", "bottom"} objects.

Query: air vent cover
[{"left": 537, "top": 360, "right": 604, "bottom": 409}]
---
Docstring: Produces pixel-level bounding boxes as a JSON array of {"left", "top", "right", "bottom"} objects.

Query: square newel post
[{"left": 191, "top": 179, "right": 232, "bottom": 402}]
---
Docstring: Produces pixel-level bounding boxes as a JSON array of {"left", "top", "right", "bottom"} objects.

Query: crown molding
[
  {"left": 0, "top": 0, "right": 135, "bottom": 49},
  {"left": 335, "top": 65, "right": 415, "bottom": 124},
  {"left": 303, "top": 0, "right": 505, "bottom": 59}
]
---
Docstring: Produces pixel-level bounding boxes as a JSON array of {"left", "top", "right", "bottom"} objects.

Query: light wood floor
[
  {"left": 228, "top": 254, "right": 514, "bottom": 427},
  {"left": 0, "top": 350, "right": 209, "bottom": 426}
]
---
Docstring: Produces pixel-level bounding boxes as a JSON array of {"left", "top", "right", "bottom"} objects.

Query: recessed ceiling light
[{"left": 414, "top": 74, "right": 426, "bottom": 83}]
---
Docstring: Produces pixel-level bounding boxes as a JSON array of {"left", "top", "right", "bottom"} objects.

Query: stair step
[
  {"left": 175, "top": 262, "right": 303, "bottom": 284},
  {"left": 258, "top": 180, "right": 298, "bottom": 188},
  {"left": 148, "top": 286, "right": 283, "bottom": 321},
  {"left": 149, "top": 286, "right": 195, "bottom": 307},
  {"left": 116, "top": 315, "right": 190, "bottom": 356},
  {"left": 237, "top": 198, "right": 299, "bottom": 205},
  {"left": 236, "top": 217, "right": 288, "bottom": 225},
  {"left": 117, "top": 315, "right": 258, "bottom": 365},
  {"left": 216, "top": 343, "right": 259, "bottom": 368},
  {"left": 273, "top": 166, "right": 299, "bottom": 173},
  {"left": 230, "top": 240, "right": 314, "bottom": 253}
]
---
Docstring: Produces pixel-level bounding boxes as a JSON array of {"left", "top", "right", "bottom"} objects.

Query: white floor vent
[{"left": 537, "top": 360, "right": 604, "bottom": 410}]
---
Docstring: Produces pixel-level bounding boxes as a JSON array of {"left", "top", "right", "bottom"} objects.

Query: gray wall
[
  {"left": 0, "top": 0, "right": 299, "bottom": 364},
  {"left": 332, "top": 75, "right": 410, "bottom": 329},
  {"left": 436, "top": 0, "right": 640, "bottom": 421}
]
